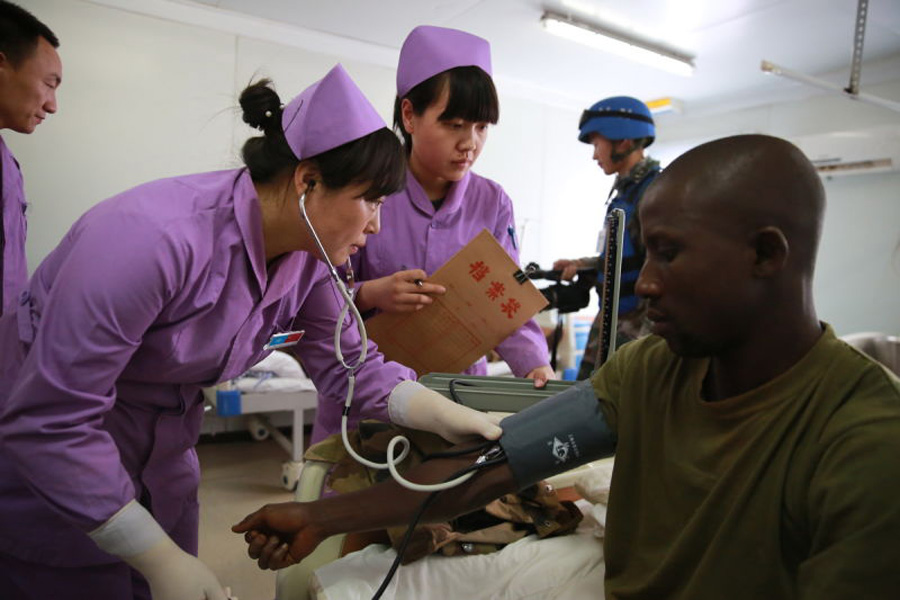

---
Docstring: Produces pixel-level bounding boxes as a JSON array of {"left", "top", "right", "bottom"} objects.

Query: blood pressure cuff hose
[{"left": 498, "top": 379, "right": 616, "bottom": 490}]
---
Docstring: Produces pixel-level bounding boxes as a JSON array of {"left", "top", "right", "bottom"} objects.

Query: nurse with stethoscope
[{"left": 0, "top": 65, "right": 500, "bottom": 600}]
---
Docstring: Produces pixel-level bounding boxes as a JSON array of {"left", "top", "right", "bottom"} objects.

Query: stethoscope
[{"left": 298, "top": 186, "right": 475, "bottom": 492}]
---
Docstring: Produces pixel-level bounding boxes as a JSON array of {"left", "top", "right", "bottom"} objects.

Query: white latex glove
[
  {"left": 89, "top": 500, "right": 228, "bottom": 600},
  {"left": 388, "top": 380, "right": 502, "bottom": 444}
]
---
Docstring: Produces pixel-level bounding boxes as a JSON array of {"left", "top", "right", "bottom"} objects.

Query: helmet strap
[{"left": 609, "top": 139, "right": 637, "bottom": 164}]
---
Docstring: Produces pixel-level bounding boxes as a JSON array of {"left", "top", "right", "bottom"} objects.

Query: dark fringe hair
[
  {"left": 315, "top": 128, "right": 406, "bottom": 200},
  {"left": 393, "top": 66, "right": 499, "bottom": 153}
]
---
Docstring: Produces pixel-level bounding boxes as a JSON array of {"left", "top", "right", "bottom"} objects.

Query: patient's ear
[{"left": 751, "top": 226, "right": 789, "bottom": 278}]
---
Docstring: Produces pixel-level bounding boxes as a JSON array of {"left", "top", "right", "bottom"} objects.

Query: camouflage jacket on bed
[{"left": 305, "top": 420, "right": 583, "bottom": 565}]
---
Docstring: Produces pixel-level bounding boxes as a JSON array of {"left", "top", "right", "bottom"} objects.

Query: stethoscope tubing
[{"left": 298, "top": 189, "right": 474, "bottom": 491}]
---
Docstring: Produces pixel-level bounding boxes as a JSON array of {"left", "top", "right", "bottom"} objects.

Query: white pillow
[
  {"left": 232, "top": 351, "right": 315, "bottom": 393},
  {"left": 250, "top": 350, "right": 307, "bottom": 379},
  {"left": 573, "top": 457, "right": 614, "bottom": 539}
]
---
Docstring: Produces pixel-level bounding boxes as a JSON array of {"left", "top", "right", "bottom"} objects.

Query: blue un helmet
[{"left": 578, "top": 96, "right": 655, "bottom": 146}]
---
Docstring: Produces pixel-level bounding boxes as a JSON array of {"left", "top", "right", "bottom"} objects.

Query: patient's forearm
[{"left": 315, "top": 451, "right": 517, "bottom": 538}]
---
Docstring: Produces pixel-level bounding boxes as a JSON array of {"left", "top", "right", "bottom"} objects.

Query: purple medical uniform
[
  {"left": 355, "top": 170, "right": 549, "bottom": 376},
  {"left": 1, "top": 134, "right": 28, "bottom": 316},
  {"left": 0, "top": 168, "right": 412, "bottom": 571}
]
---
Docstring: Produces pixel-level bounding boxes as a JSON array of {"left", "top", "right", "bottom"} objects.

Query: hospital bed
[
  {"left": 201, "top": 354, "right": 515, "bottom": 490},
  {"left": 203, "top": 351, "right": 318, "bottom": 490},
  {"left": 274, "top": 374, "right": 613, "bottom": 600}
]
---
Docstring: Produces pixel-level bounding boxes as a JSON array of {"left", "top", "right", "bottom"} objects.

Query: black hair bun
[{"left": 240, "top": 79, "right": 282, "bottom": 133}]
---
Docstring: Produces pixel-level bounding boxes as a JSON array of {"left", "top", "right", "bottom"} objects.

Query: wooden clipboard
[{"left": 366, "top": 229, "right": 548, "bottom": 377}]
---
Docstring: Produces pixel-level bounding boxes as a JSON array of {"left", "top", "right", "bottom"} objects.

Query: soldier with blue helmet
[{"left": 554, "top": 95, "right": 662, "bottom": 380}]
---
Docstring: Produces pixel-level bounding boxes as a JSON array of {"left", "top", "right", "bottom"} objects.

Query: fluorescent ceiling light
[{"left": 541, "top": 11, "right": 695, "bottom": 77}]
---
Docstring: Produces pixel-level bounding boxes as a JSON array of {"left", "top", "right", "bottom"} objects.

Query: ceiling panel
[{"left": 162, "top": 0, "right": 900, "bottom": 113}]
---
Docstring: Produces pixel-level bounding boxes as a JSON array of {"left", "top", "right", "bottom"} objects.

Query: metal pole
[
  {"left": 846, "top": 0, "right": 868, "bottom": 95},
  {"left": 761, "top": 60, "right": 900, "bottom": 114}
]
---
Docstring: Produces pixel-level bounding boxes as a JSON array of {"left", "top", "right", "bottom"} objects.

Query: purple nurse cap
[
  {"left": 396, "top": 25, "right": 492, "bottom": 98},
  {"left": 282, "top": 64, "right": 386, "bottom": 161}
]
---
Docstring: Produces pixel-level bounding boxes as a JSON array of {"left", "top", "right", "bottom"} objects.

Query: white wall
[
  {"left": 9, "top": 0, "right": 401, "bottom": 265},
  {"left": 646, "top": 81, "right": 900, "bottom": 336},
  {"left": 8, "top": 0, "right": 900, "bottom": 337},
  {"left": 10, "top": 0, "right": 233, "bottom": 261}
]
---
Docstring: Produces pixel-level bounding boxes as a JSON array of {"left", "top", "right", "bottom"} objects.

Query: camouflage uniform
[{"left": 306, "top": 420, "right": 583, "bottom": 564}]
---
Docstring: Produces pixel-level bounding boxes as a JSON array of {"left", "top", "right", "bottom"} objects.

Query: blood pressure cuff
[{"left": 498, "top": 379, "right": 616, "bottom": 490}]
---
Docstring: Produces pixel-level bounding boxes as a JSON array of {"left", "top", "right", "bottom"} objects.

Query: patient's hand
[{"left": 232, "top": 502, "right": 325, "bottom": 570}]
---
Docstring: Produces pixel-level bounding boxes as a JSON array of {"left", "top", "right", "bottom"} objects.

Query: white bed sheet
[
  {"left": 311, "top": 459, "right": 614, "bottom": 600},
  {"left": 312, "top": 502, "right": 604, "bottom": 600}
]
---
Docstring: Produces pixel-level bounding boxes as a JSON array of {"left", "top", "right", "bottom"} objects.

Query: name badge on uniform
[{"left": 264, "top": 330, "right": 305, "bottom": 350}]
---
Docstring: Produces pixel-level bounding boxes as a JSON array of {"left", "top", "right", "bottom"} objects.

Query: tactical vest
[{"left": 600, "top": 160, "right": 661, "bottom": 315}]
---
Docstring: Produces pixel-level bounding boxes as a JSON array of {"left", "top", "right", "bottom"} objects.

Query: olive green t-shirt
[{"left": 592, "top": 324, "right": 900, "bottom": 599}]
